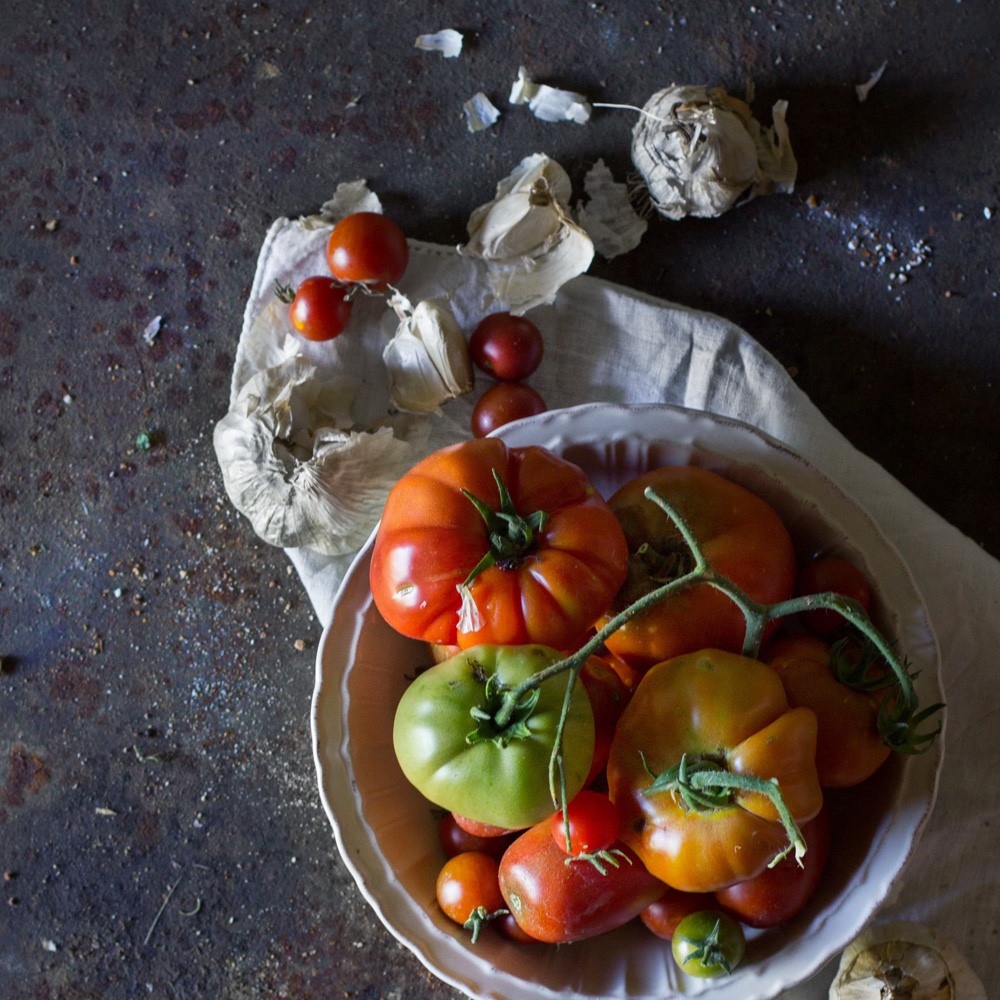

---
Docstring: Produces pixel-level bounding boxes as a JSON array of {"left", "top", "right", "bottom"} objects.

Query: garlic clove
[{"left": 829, "top": 921, "right": 986, "bottom": 1000}]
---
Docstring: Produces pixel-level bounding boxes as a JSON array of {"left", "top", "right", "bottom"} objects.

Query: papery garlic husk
[
  {"left": 829, "top": 921, "right": 986, "bottom": 1000},
  {"left": 383, "top": 294, "right": 473, "bottom": 413},
  {"left": 464, "top": 91, "right": 501, "bottom": 132},
  {"left": 509, "top": 66, "right": 592, "bottom": 124},
  {"left": 631, "top": 84, "right": 797, "bottom": 220},
  {"left": 213, "top": 354, "right": 423, "bottom": 555},
  {"left": 300, "top": 179, "right": 383, "bottom": 230},
  {"left": 575, "top": 158, "right": 648, "bottom": 259},
  {"left": 461, "top": 153, "right": 594, "bottom": 312}
]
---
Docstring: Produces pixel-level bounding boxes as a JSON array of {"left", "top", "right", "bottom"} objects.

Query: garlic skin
[
  {"left": 382, "top": 294, "right": 473, "bottom": 413},
  {"left": 509, "top": 66, "right": 592, "bottom": 124},
  {"left": 830, "top": 922, "right": 986, "bottom": 1000},
  {"left": 213, "top": 354, "right": 422, "bottom": 555},
  {"left": 300, "top": 179, "right": 383, "bottom": 230},
  {"left": 575, "top": 158, "right": 648, "bottom": 259},
  {"left": 461, "top": 153, "right": 595, "bottom": 313},
  {"left": 631, "top": 84, "right": 797, "bottom": 220}
]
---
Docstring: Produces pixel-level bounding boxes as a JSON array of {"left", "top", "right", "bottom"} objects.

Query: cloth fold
[{"left": 230, "top": 216, "right": 999, "bottom": 997}]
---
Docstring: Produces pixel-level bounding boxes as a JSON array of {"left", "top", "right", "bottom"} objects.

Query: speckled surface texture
[{"left": 1, "top": 2, "right": 997, "bottom": 998}]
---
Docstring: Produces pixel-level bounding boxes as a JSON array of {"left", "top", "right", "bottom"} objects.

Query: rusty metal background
[{"left": 1, "top": 1, "right": 997, "bottom": 998}]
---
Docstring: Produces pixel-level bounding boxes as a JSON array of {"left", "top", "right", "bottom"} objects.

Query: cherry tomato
[
  {"left": 671, "top": 910, "right": 746, "bottom": 978},
  {"left": 550, "top": 790, "right": 621, "bottom": 855},
  {"left": 452, "top": 813, "right": 519, "bottom": 839},
  {"left": 288, "top": 276, "right": 353, "bottom": 341},
  {"left": 438, "top": 813, "right": 516, "bottom": 860},
  {"left": 496, "top": 911, "right": 539, "bottom": 943},
  {"left": 795, "top": 554, "right": 873, "bottom": 637},
  {"left": 435, "top": 851, "right": 506, "bottom": 942},
  {"left": 326, "top": 211, "right": 409, "bottom": 289},
  {"left": 469, "top": 312, "right": 544, "bottom": 381},
  {"left": 715, "top": 804, "right": 831, "bottom": 928},
  {"left": 641, "top": 888, "right": 717, "bottom": 940},
  {"left": 471, "top": 382, "right": 547, "bottom": 437}
]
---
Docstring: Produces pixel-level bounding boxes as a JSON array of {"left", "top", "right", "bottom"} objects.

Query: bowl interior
[{"left": 312, "top": 403, "right": 942, "bottom": 1000}]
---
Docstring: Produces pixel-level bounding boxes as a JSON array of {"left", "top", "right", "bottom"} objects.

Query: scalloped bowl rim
[{"left": 312, "top": 402, "right": 943, "bottom": 1000}]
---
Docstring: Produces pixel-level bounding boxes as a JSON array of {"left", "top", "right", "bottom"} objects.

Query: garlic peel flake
[
  {"left": 213, "top": 354, "right": 421, "bottom": 555},
  {"left": 575, "top": 159, "right": 648, "bottom": 259},
  {"left": 631, "top": 84, "right": 798, "bottom": 220},
  {"left": 414, "top": 29, "right": 463, "bottom": 58},
  {"left": 461, "top": 153, "right": 594, "bottom": 312},
  {"left": 301, "top": 179, "right": 383, "bottom": 230},
  {"left": 509, "top": 66, "right": 592, "bottom": 124}
]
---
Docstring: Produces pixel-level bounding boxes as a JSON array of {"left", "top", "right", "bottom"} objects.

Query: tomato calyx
[
  {"left": 466, "top": 670, "right": 541, "bottom": 748},
  {"left": 641, "top": 751, "right": 807, "bottom": 868},
  {"left": 674, "top": 914, "right": 740, "bottom": 976},
  {"left": 565, "top": 847, "right": 632, "bottom": 876},
  {"left": 463, "top": 903, "right": 510, "bottom": 944},
  {"left": 460, "top": 470, "right": 549, "bottom": 585}
]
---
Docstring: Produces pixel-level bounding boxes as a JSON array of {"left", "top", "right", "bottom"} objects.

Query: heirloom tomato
[
  {"left": 607, "top": 649, "right": 823, "bottom": 893},
  {"left": 715, "top": 803, "right": 831, "bottom": 928},
  {"left": 671, "top": 911, "right": 746, "bottom": 978},
  {"left": 795, "top": 553, "right": 873, "bottom": 637},
  {"left": 370, "top": 438, "right": 628, "bottom": 650},
  {"left": 392, "top": 645, "right": 595, "bottom": 830},
  {"left": 598, "top": 466, "right": 796, "bottom": 670},
  {"left": 498, "top": 816, "right": 665, "bottom": 944},
  {"left": 764, "top": 633, "right": 892, "bottom": 788}
]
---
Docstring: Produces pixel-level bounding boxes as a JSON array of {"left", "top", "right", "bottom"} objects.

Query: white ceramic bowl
[{"left": 312, "top": 403, "right": 942, "bottom": 1000}]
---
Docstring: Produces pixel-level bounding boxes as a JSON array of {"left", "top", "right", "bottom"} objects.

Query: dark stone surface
[{"left": 1, "top": 2, "right": 996, "bottom": 998}]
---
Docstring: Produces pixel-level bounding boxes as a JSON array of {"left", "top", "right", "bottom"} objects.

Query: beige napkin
[{"left": 229, "top": 215, "right": 1000, "bottom": 997}]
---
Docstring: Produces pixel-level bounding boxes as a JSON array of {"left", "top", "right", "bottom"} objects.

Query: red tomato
[
  {"left": 641, "top": 887, "right": 717, "bottom": 940},
  {"left": 471, "top": 382, "right": 547, "bottom": 438},
  {"left": 370, "top": 438, "right": 629, "bottom": 651},
  {"left": 550, "top": 790, "right": 621, "bottom": 855},
  {"left": 795, "top": 554, "right": 873, "bottom": 637},
  {"left": 326, "top": 212, "right": 409, "bottom": 289},
  {"left": 439, "top": 813, "right": 517, "bottom": 860},
  {"left": 715, "top": 805, "right": 831, "bottom": 928},
  {"left": 435, "top": 851, "right": 505, "bottom": 941},
  {"left": 451, "top": 813, "right": 519, "bottom": 839},
  {"left": 579, "top": 656, "right": 632, "bottom": 785},
  {"left": 599, "top": 466, "right": 797, "bottom": 671},
  {"left": 288, "top": 276, "right": 353, "bottom": 341},
  {"left": 469, "top": 313, "right": 544, "bottom": 381},
  {"left": 499, "top": 818, "right": 665, "bottom": 943}
]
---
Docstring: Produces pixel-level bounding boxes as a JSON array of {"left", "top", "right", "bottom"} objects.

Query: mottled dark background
[{"left": 1, "top": 1, "right": 997, "bottom": 998}]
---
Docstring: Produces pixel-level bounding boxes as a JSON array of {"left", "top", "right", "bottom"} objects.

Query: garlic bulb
[
  {"left": 383, "top": 294, "right": 473, "bottom": 413},
  {"left": 829, "top": 922, "right": 986, "bottom": 1000},
  {"left": 213, "top": 354, "right": 422, "bottom": 555},
  {"left": 461, "top": 153, "right": 594, "bottom": 313},
  {"left": 631, "top": 84, "right": 797, "bottom": 220}
]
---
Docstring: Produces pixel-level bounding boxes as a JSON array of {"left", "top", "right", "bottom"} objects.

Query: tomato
[
  {"left": 370, "top": 438, "right": 628, "bottom": 651},
  {"left": 471, "top": 382, "right": 547, "bottom": 437},
  {"left": 607, "top": 649, "right": 823, "bottom": 893},
  {"left": 550, "top": 790, "right": 621, "bottom": 855},
  {"left": 498, "top": 816, "right": 665, "bottom": 943},
  {"left": 283, "top": 276, "right": 353, "bottom": 341},
  {"left": 392, "top": 644, "right": 595, "bottom": 829},
  {"left": 671, "top": 911, "right": 746, "bottom": 978},
  {"left": 598, "top": 466, "right": 797, "bottom": 671},
  {"left": 715, "top": 804, "right": 831, "bottom": 928},
  {"left": 452, "top": 813, "right": 519, "bottom": 839},
  {"left": 439, "top": 813, "right": 517, "bottom": 860},
  {"left": 579, "top": 655, "right": 632, "bottom": 785},
  {"left": 795, "top": 554, "right": 873, "bottom": 637},
  {"left": 641, "top": 888, "right": 717, "bottom": 940},
  {"left": 435, "top": 851, "right": 506, "bottom": 942},
  {"left": 469, "top": 312, "right": 544, "bottom": 381},
  {"left": 764, "top": 633, "right": 892, "bottom": 787},
  {"left": 326, "top": 211, "right": 409, "bottom": 289}
]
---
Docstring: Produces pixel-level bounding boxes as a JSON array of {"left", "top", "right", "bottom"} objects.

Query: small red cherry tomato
[
  {"left": 641, "top": 887, "right": 717, "bottom": 940},
  {"left": 435, "top": 851, "right": 506, "bottom": 941},
  {"left": 438, "top": 813, "right": 516, "bottom": 860},
  {"left": 288, "top": 276, "right": 353, "bottom": 341},
  {"left": 550, "top": 790, "right": 621, "bottom": 855},
  {"left": 471, "top": 382, "right": 547, "bottom": 437},
  {"left": 452, "top": 813, "right": 519, "bottom": 838},
  {"left": 795, "top": 554, "right": 873, "bottom": 637},
  {"left": 326, "top": 212, "right": 409, "bottom": 289},
  {"left": 469, "top": 312, "right": 544, "bottom": 381}
]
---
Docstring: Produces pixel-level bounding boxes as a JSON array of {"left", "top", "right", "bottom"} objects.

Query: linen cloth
[{"left": 231, "top": 216, "right": 999, "bottom": 997}]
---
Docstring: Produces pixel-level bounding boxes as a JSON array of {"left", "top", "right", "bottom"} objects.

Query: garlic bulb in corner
[
  {"left": 829, "top": 922, "right": 986, "bottom": 1000},
  {"left": 461, "top": 153, "right": 594, "bottom": 313},
  {"left": 382, "top": 294, "right": 473, "bottom": 413},
  {"left": 631, "top": 84, "right": 797, "bottom": 220},
  {"left": 213, "top": 354, "right": 423, "bottom": 555}
]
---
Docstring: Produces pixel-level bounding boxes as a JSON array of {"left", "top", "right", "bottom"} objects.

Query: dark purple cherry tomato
[
  {"left": 288, "top": 276, "right": 353, "bottom": 341},
  {"left": 471, "top": 382, "right": 547, "bottom": 438},
  {"left": 469, "top": 313, "right": 544, "bottom": 381}
]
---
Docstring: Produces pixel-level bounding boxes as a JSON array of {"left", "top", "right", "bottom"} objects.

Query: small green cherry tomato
[{"left": 671, "top": 910, "right": 746, "bottom": 978}]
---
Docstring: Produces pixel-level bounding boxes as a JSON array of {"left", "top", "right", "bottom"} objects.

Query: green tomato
[
  {"left": 393, "top": 644, "right": 595, "bottom": 830},
  {"left": 671, "top": 910, "right": 746, "bottom": 978}
]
